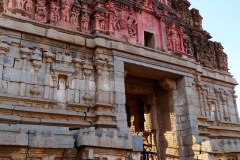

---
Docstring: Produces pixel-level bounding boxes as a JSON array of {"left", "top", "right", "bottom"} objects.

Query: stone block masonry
[{"left": 0, "top": 0, "right": 239, "bottom": 159}]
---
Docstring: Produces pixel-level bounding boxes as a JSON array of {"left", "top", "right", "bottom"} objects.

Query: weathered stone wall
[
  {"left": 0, "top": 0, "right": 239, "bottom": 159},
  {"left": 1, "top": 0, "right": 229, "bottom": 72},
  {"left": 0, "top": 16, "right": 135, "bottom": 159}
]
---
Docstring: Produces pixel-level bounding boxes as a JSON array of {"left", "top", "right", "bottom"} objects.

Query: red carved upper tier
[{"left": 1, "top": 0, "right": 228, "bottom": 72}]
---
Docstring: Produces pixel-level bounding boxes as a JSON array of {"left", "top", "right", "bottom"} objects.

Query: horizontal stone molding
[
  {"left": 75, "top": 127, "right": 133, "bottom": 150},
  {"left": 0, "top": 124, "right": 74, "bottom": 148}
]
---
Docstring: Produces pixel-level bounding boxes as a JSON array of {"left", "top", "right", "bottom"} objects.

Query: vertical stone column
[
  {"left": 83, "top": 59, "right": 93, "bottom": 105},
  {"left": 72, "top": 58, "right": 84, "bottom": 103},
  {"left": 222, "top": 99, "right": 230, "bottom": 121},
  {"left": 175, "top": 76, "right": 201, "bottom": 160},
  {"left": 0, "top": 42, "right": 10, "bottom": 93},
  {"left": 30, "top": 49, "right": 43, "bottom": 98},
  {"left": 215, "top": 89, "right": 223, "bottom": 121},
  {"left": 113, "top": 58, "right": 128, "bottom": 130},
  {"left": 19, "top": 47, "right": 32, "bottom": 96},
  {"left": 195, "top": 74, "right": 206, "bottom": 117},
  {"left": 216, "top": 89, "right": 230, "bottom": 121},
  {"left": 232, "top": 90, "right": 240, "bottom": 123},
  {"left": 202, "top": 86, "right": 210, "bottom": 118},
  {"left": 94, "top": 59, "right": 105, "bottom": 103},
  {"left": 224, "top": 92, "right": 231, "bottom": 122},
  {"left": 52, "top": 74, "right": 58, "bottom": 101},
  {"left": 159, "top": 78, "right": 179, "bottom": 159},
  {"left": 196, "top": 85, "right": 205, "bottom": 117},
  {"left": 30, "top": 59, "right": 42, "bottom": 97},
  {"left": 43, "top": 51, "right": 55, "bottom": 100},
  {"left": 66, "top": 76, "right": 73, "bottom": 103},
  {"left": 107, "top": 62, "right": 114, "bottom": 104}
]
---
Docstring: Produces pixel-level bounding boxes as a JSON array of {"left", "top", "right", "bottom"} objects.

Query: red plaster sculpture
[
  {"left": 6, "top": 0, "right": 13, "bottom": 12},
  {"left": 35, "top": 0, "right": 47, "bottom": 22},
  {"left": 53, "top": 0, "right": 80, "bottom": 31},
  {"left": 0, "top": 0, "right": 229, "bottom": 72},
  {"left": 113, "top": 9, "right": 124, "bottom": 32},
  {"left": 50, "top": 0, "right": 60, "bottom": 22},
  {"left": 23, "top": 0, "right": 32, "bottom": 14},
  {"left": 126, "top": 9, "right": 137, "bottom": 38},
  {"left": 71, "top": 5, "right": 81, "bottom": 26},
  {"left": 167, "top": 23, "right": 184, "bottom": 52},
  {"left": 99, "top": 13, "right": 106, "bottom": 30},
  {"left": 5, "top": 0, "right": 32, "bottom": 17},
  {"left": 16, "top": 0, "right": 23, "bottom": 9},
  {"left": 61, "top": 1, "right": 72, "bottom": 22},
  {"left": 81, "top": 12, "right": 90, "bottom": 31},
  {"left": 106, "top": 0, "right": 115, "bottom": 33},
  {"left": 183, "top": 33, "right": 193, "bottom": 56},
  {"left": 95, "top": 12, "right": 106, "bottom": 31}
]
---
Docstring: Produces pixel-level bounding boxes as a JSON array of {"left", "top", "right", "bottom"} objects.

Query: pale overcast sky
[{"left": 188, "top": 0, "right": 240, "bottom": 112}]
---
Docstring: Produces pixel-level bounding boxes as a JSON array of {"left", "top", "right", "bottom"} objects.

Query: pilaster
[
  {"left": 176, "top": 76, "right": 201, "bottom": 160},
  {"left": 0, "top": 42, "right": 10, "bottom": 93}
]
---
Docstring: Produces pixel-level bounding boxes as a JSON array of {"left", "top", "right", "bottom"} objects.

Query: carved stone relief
[{"left": 1, "top": 0, "right": 230, "bottom": 72}]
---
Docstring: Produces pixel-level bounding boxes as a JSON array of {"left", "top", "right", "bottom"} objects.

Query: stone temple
[{"left": 0, "top": 0, "right": 239, "bottom": 159}]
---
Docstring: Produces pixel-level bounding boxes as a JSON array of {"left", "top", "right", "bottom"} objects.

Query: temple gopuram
[{"left": 0, "top": 0, "right": 239, "bottom": 159}]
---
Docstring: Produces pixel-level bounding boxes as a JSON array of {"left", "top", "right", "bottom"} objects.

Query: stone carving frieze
[
  {"left": 0, "top": 43, "right": 97, "bottom": 108},
  {"left": 1, "top": 0, "right": 230, "bottom": 72}
]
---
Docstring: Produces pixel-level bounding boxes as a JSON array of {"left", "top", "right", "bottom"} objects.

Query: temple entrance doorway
[
  {"left": 125, "top": 75, "right": 159, "bottom": 159},
  {"left": 124, "top": 63, "right": 181, "bottom": 160}
]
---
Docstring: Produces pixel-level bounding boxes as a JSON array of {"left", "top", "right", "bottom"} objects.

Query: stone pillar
[
  {"left": 43, "top": 51, "right": 55, "bottom": 100},
  {"left": 215, "top": 89, "right": 223, "bottom": 121},
  {"left": 202, "top": 86, "right": 209, "bottom": 118},
  {"left": 19, "top": 47, "right": 32, "bottom": 96},
  {"left": 159, "top": 78, "right": 179, "bottom": 159},
  {"left": 30, "top": 49, "right": 43, "bottom": 98},
  {"left": 195, "top": 78, "right": 206, "bottom": 117},
  {"left": 175, "top": 76, "right": 201, "bottom": 160},
  {"left": 30, "top": 60, "right": 42, "bottom": 97},
  {"left": 113, "top": 59, "right": 128, "bottom": 130},
  {"left": 52, "top": 73, "right": 58, "bottom": 101},
  {"left": 107, "top": 62, "right": 114, "bottom": 105},
  {"left": 232, "top": 90, "right": 240, "bottom": 123},
  {"left": 216, "top": 89, "right": 230, "bottom": 121},
  {"left": 66, "top": 76, "right": 73, "bottom": 103},
  {"left": 83, "top": 59, "right": 93, "bottom": 105},
  {"left": 94, "top": 59, "right": 105, "bottom": 103},
  {"left": 72, "top": 58, "right": 84, "bottom": 103},
  {"left": 222, "top": 99, "right": 230, "bottom": 121},
  {"left": 0, "top": 42, "right": 10, "bottom": 93}
]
